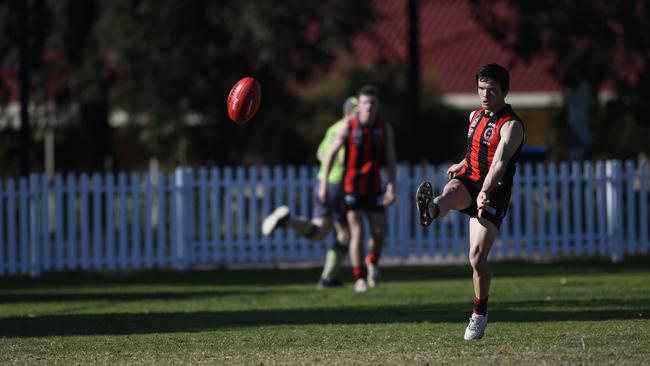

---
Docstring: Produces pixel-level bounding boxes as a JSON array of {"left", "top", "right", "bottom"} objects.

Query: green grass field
[{"left": 1, "top": 258, "right": 649, "bottom": 365}]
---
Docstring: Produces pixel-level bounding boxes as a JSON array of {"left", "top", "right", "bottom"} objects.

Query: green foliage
[
  {"left": 0, "top": 0, "right": 51, "bottom": 104},
  {"left": 592, "top": 99, "right": 650, "bottom": 160},
  {"left": 97, "top": 0, "right": 372, "bottom": 164},
  {"left": 0, "top": 1, "right": 53, "bottom": 176},
  {"left": 0, "top": 0, "right": 112, "bottom": 176},
  {"left": 0, "top": 260, "right": 649, "bottom": 364},
  {"left": 0, "top": 1, "right": 372, "bottom": 173},
  {"left": 0, "top": 130, "right": 30, "bottom": 177}
]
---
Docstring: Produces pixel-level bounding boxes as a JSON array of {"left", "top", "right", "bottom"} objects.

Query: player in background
[
  {"left": 262, "top": 97, "right": 359, "bottom": 288},
  {"left": 319, "top": 85, "right": 397, "bottom": 293},
  {"left": 416, "top": 63, "right": 525, "bottom": 339}
]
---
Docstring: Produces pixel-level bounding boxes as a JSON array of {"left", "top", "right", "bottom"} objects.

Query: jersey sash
[{"left": 343, "top": 117, "right": 385, "bottom": 195}]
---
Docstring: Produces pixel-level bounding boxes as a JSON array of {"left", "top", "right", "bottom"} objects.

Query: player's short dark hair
[
  {"left": 476, "top": 63, "right": 509, "bottom": 92},
  {"left": 358, "top": 85, "right": 379, "bottom": 99}
]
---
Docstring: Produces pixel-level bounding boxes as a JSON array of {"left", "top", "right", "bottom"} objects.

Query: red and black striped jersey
[
  {"left": 457, "top": 104, "right": 524, "bottom": 186},
  {"left": 343, "top": 117, "right": 386, "bottom": 195}
]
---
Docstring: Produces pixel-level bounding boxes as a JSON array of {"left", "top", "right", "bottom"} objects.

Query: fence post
[
  {"left": 18, "top": 178, "right": 32, "bottom": 275},
  {"left": 29, "top": 174, "right": 41, "bottom": 277},
  {"left": 605, "top": 160, "right": 624, "bottom": 262},
  {"left": 174, "top": 167, "right": 194, "bottom": 270},
  {"left": 396, "top": 164, "right": 410, "bottom": 259}
]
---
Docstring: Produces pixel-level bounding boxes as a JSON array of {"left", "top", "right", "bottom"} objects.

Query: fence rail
[{"left": 0, "top": 160, "right": 648, "bottom": 276}]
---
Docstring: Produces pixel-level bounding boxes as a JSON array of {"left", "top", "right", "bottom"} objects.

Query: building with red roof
[
  {"left": 348, "top": 0, "right": 575, "bottom": 110},
  {"left": 344, "top": 0, "right": 613, "bottom": 152}
]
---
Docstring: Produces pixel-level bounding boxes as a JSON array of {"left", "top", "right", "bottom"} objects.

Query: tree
[
  {"left": 0, "top": 0, "right": 114, "bottom": 175},
  {"left": 0, "top": 0, "right": 50, "bottom": 176},
  {"left": 97, "top": 0, "right": 372, "bottom": 166},
  {"left": 469, "top": 0, "right": 650, "bottom": 159},
  {"left": 52, "top": 0, "right": 114, "bottom": 173},
  {"left": 0, "top": 1, "right": 372, "bottom": 175}
]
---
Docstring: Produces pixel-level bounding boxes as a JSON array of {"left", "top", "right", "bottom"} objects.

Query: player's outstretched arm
[
  {"left": 316, "top": 122, "right": 340, "bottom": 163},
  {"left": 383, "top": 124, "right": 398, "bottom": 206},
  {"left": 477, "top": 120, "right": 524, "bottom": 208},
  {"left": 318, "top": 126, "right": 348, "bottom": 203}
]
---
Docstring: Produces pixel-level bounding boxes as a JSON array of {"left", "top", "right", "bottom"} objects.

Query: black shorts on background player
[{"left": 344, "top": 193, "right": 384, "bottom": 212}]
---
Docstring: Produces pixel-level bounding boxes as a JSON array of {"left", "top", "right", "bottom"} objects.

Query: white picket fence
[{"left": 0, "top": 160, "right": 648, "bottom": 276}]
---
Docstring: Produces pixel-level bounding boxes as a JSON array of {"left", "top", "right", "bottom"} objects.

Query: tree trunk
[{"left": 80, "top": 100, "right": 113, "bottom": 172}]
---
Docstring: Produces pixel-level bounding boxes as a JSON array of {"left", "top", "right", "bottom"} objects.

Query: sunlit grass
[{"left": 1, "top": 258, "right": 649, "bottom": 365}]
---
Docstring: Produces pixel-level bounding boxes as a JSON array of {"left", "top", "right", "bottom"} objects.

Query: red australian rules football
[{"left": 227, "top": 77, "right": 261, "bottom": 123}]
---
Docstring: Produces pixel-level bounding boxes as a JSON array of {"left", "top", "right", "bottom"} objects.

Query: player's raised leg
[
  {"left": 262, "top": 205, "right": 291, "bottom": 236},
  {"left": 416, "top": 181, "right": 435, "bottom": 226},
  {"left": 416, "top": 179, "right": 472, "bottom": 226},
  {"left": 262, "top": 206, "right": 333, "bottom": 239}
]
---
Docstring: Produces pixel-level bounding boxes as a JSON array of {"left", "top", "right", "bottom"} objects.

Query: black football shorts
[{"left": 453, "top": 174, "right": 512, "bottom": 229}]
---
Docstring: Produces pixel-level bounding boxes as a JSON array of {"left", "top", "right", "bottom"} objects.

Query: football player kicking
[{"left": 416, "top": 63, "right": 524, "bottom": 340}]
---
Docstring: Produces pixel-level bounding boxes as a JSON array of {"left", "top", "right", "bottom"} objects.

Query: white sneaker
[
  {"left": 354, "top": 278, "right": 368, "bottom": 293},
  {"left": 366, "top": 262, "right": 380, "bottom": 288},
  {"left": 464, "top": 313, "right": 488, "bottom": 340},
  {"left": 261, "top": 206, "right": 290, "bottom": 236}
]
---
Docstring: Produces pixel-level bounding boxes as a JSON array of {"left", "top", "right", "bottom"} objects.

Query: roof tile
[{"left": 351, "top": 0, "right": 562, "bottom": 93}]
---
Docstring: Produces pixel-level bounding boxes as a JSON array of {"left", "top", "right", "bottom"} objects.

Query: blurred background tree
[
  {"left": 0, "top": 0, "right": 114, "bottom": 175},
  {"left": 3, "top": 0, "right": 649, "bottom": 177},
  {"left": 0, "top": 0, "right": 376, "bottom": 175},
  {"left": 97, "top": 0, "right": 373, "bottom": 168},
  {"left": 0, "top": 0, "right": 50, "bottom": 176}
]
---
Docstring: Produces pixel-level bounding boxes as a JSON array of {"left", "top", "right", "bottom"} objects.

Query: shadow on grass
[
  {"left": 0, "top": 289, "right": 277, "bottom": 304},
  {"left": 0, "top": 298, "right": 647, "bottom": 338},
  {"left": 2, "top": 256, "right": 649, "bottom": 289}
]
